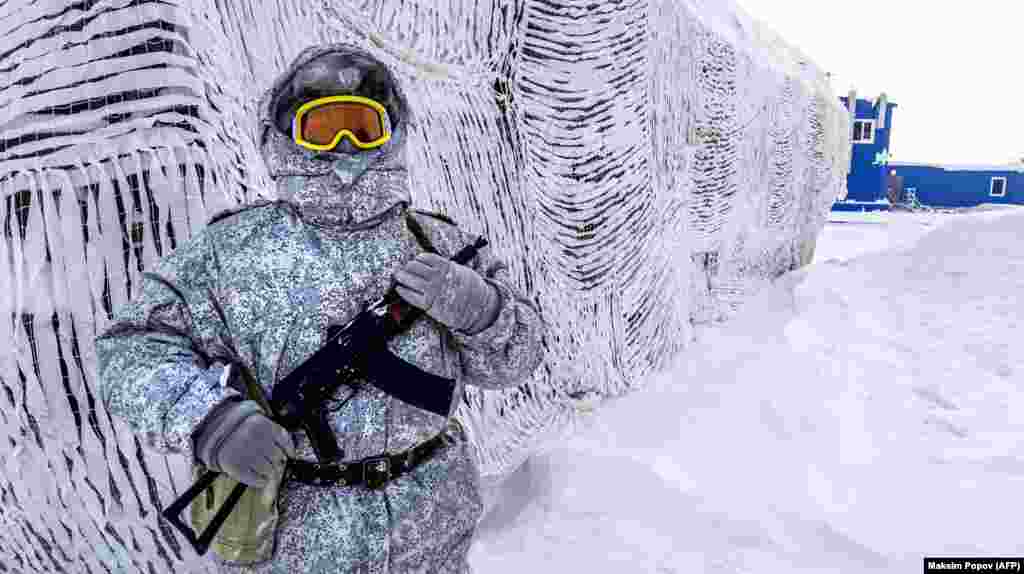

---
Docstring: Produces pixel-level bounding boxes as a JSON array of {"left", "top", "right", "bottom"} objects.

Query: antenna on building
[
  {"left": 847, "top": 89, "right": 857, "bottom": 171},
  {"left": 877, "top": 92, "right": 888, "bottom": 130}
]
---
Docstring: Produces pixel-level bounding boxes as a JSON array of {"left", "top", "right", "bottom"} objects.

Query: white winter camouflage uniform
[{"left": 96, "top": 44, "right": 544, "bottom": 573}]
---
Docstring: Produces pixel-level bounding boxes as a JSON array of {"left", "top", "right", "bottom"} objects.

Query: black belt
[{"left": 287, "top": 432, "right": 453, "bottom": 490}]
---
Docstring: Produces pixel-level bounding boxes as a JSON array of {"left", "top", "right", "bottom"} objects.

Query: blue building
[
  {"left": 888, "top": 162, "right": 1023, "bottom": 208},
  {"left": 833, "top": 91, "right": 1023, "bottom": 211},
  {"left": 832, "top": 93, "right": 897, "bottom": 212}
]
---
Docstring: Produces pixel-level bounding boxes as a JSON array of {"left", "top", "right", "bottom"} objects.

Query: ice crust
[{"left": 0, "top": 1, "right": 848, "bottom": 571}]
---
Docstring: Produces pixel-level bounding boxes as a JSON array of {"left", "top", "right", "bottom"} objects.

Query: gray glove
[
  {"left": 394, "top": 253, "right": 502, "bottom": 335},
  {"left": 193, "top": 399, "right": 295, "bottom": 488}
]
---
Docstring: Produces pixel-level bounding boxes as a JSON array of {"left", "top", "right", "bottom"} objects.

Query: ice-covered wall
[{"left": 0, "top": 1, "right": 849, "bottom": 572}]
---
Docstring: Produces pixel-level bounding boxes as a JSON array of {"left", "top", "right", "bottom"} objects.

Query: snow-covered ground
[{"left": 471, "top": 206, "right": 1024, "bottom": 573}]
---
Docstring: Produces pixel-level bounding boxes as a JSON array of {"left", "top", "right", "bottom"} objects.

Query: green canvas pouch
[{"left": 190, "top": 464, "right": 281, "bottom": 565}]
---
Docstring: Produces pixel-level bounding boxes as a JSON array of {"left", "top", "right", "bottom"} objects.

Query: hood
[{"left": 257, "top": 43, "right": 414, "bottom": 231}]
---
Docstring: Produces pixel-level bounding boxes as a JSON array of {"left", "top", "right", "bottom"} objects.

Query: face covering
[
  {"left": 266, "top": 127, "right": 410, "bottom": 230},
  {"left": 330, "top": 148, "right": 380, "bottom": 187}
]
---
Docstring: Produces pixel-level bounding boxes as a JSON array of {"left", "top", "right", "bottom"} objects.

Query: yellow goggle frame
[{"left": 291, "top": 95, "right": 392, "bottom": 152}]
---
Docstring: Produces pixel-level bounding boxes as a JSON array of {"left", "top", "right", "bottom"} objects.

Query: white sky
[{"left": 730, "top": 0, "right": 1023, "bottom": 165}]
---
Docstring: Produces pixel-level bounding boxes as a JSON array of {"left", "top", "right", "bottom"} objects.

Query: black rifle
[{"left": 162, "top": 237, "right": 487, "bottom": 556}]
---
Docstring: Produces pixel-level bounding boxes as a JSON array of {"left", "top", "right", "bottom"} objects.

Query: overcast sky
[{"left": 730, "top": 0, "right": 1023, "bottom": 165}]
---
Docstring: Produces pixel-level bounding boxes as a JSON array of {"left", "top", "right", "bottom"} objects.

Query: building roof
[
  {"left": 839, "top": 96, "right": 899, "bottom": 108},
  {"left": 889, "top": 161, "right": 1024, "bottom": 173}
]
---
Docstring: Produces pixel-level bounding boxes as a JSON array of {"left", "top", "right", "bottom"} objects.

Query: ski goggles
[{"left": 291, "top": 95, "right": 391, "bottom": 152}]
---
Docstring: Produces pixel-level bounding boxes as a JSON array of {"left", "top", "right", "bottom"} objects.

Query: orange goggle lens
[{"left": 292, "top": 96, "right": 391, "bottom": 151}]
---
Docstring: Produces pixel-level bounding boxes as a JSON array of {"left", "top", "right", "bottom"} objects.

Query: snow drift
[{"left": 471, "top": 208, "right": 1024, "bottom": 572}]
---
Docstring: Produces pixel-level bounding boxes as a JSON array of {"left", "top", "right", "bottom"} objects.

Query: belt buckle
[{"left": 363, "top": 457, "right": 391, "bottom": 490}]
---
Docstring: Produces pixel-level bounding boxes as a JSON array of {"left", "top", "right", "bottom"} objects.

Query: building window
[
  {"left": 990, "top": 177, "right": 1007, "bottom": 197},
  {"left": 852, "top": 120, "right": 875, "bottom": 144}
]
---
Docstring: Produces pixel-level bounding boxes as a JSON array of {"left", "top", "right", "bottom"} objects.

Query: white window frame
[
  {"left": 852, "top": 119, "right": 876, "bottom": 144},
  {"left": 990, "top": 177, "right": 1008, "bottom": 197}
]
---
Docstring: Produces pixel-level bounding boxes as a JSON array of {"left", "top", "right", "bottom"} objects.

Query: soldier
[{"left": 96, "top": 43, "right": 544, "bottom": 573}]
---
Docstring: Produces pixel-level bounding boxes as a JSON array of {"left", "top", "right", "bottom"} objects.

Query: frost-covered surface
[
  {"left": 0, "top": 1, "right": 847, "bottom": 572},
  {"left": 471, "top": 207, "right": 1024, "bottom": 572}
]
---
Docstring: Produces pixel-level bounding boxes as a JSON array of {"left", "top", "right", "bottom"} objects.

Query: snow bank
[{"left": 473, "top": 209, "right": 1024, "bottom": 572}]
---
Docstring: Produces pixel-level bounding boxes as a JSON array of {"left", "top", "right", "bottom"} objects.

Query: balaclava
[{"left": 258, "top": 43, "right": 413, "bottom": 230}]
